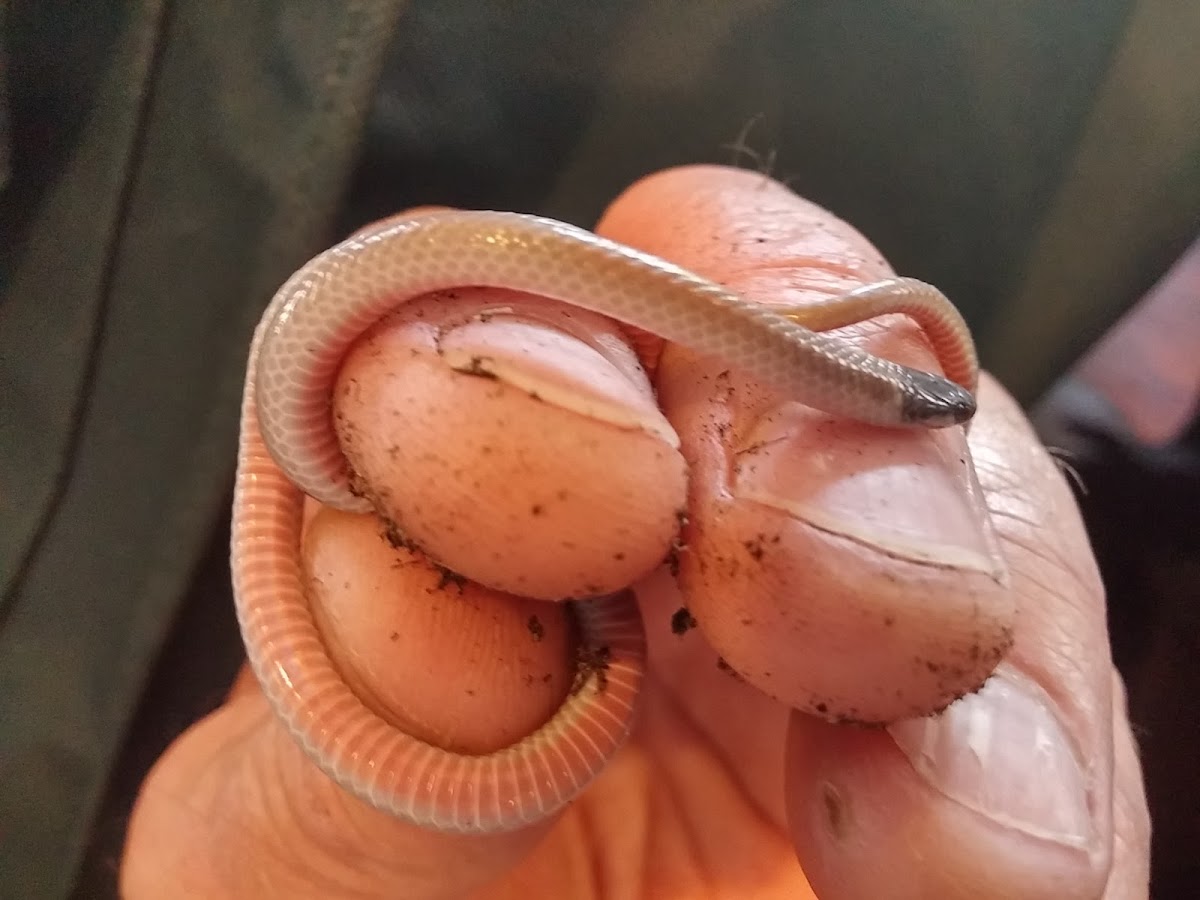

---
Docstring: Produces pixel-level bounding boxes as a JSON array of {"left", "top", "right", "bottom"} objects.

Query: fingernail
[
  {"left": 733, "top": 405, "right": 1005, "bottom": 577},
  {"left": 438, "top": 311, "right": 680, "bottom": 448},
  {"left": 888, "top": 667, "right": 1094, "bottom": 849}
]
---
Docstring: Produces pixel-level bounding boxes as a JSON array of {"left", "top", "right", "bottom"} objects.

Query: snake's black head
[{"left": 899, "top": 369, "right": 977, "bottom": 428}]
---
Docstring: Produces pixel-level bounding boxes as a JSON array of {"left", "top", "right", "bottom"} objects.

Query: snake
[{"left": 231, "top": 209, "right": 979, "bottom": 834}]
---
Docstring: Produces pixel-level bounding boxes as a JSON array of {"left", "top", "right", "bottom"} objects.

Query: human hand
[{"left": 122, "top": 166, "right": 1150, "bottom": 899}]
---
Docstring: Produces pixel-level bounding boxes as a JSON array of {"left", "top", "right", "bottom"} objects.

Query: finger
[
  {"left": 785, "top": 375, "right": 1123, "bottom": 899},
  {"left": 301, "top": 503, "right": 576, "bottom": 754},
  {"left": 596, "top": 164, "right": 1014, "bottom": 724},
  {"left": 330, "top": 285, "right": 686, "bottom": 599}
]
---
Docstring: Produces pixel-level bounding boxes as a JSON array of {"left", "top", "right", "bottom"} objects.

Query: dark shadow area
[
  {"left": 71, "top": 506, "right": 243, "bottom": 899},
  {"left": 1036, "top": 385, "right": 1200, "bottom": 899},
  {"left": 1031, "top": 241, "right": 1200, "bottom": 899}
]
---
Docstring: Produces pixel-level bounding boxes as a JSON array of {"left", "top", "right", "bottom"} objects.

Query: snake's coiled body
[{"left": 232, "top": 210, "right": 979, "bottom": 832}]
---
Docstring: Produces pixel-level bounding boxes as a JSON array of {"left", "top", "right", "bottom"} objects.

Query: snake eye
[{"left": 900, "top": 369, "right": 977, "bottom": 427}]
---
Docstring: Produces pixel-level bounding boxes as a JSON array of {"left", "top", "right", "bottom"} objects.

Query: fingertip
[
  {"left": 333, "top": 287, "right": 687, "bottom": 600},
  {"left": 598, "top": 164, "right": 1012, "bottom": 721},
  {"left": 302, "top": 504, "right": 575, "bottom": 754}
]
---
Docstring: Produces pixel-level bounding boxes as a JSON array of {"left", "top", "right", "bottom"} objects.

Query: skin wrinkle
[
  {"left": 627, "top": 565, "right": 808, "bottom": 892},
  {"left": 573, "top": 791, "right": 609, "bottom": 900},
  {"left": 984, "top": 480, "right": 1101, "bottom": 619},
  {"left": 646, "top": 752, "right": 726, "bottom": 896},
  {"left": 136, "top": 709, "right": 265, "bottom": 893},
  {"left": 968, "top": 382, "right": 1114, "bottom": 873},
  {"left": 643, "top": 712, "right": 717, "bottom": 896},
  {"left": 746, "top": 493, "right": 1000, "bottom": 576},
  {"left": 196, "top": 702, "right": 446, "bottom": 899},
  {"left": 264, "top": 718, "right": 533, "bottom": 900},
  {"left": 983, "top": 483, "right": 1099, "bottom": 599},
  {"left": 651, "top": 693, "right": 800, "bottom": 895},
  {"left": 262, "top": 738, "right": 369, "bottom": 897},
  {"left": 973, "top": 446, "right": 1104, "bottom": 618},
  {"left": 985, "top": 504, "right": 1045, "bottom": 533},
  {"left": 147, "top": 707, "right": 331, "bottom": 897}
]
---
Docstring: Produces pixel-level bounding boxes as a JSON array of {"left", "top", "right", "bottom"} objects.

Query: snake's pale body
[{"left": 232, "top": 210, "right": 979, "bottom": 833}]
